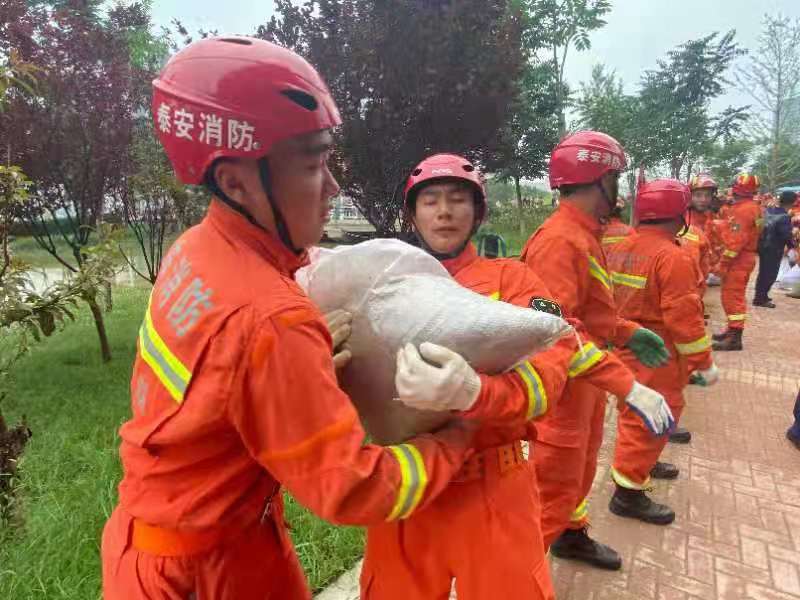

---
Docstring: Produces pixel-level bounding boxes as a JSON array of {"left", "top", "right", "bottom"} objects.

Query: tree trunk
[
  {"left": 514, "top": 175, "right": 526, "bottom": 239},
  {"left": 85, "top": 294, "right": 112, "bottom": 363},
  {"left": 104, "top": 280, "right": 113, "bottom": 312}
]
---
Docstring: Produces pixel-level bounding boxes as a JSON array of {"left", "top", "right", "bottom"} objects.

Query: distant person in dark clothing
[
  {"left": 754, "top": 191, "right": 795, "bottom": 307},
  {"left": 787, "top": 389, "right": 800, "bottom": 451}
]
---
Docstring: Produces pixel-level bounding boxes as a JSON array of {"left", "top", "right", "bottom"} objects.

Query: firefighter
[
  {"left": 712, "top": 173, "right": 764, "bottom": 351},
  {"left": 601, "top": 197, "right": 635, "bottom": 251},
  {"left": 683, "top": 174, "right": 716, "bottom": 299},
  {"left": 100, "top": 37, "right": 486, "bottom": 600},
  {"left": 606, "top": 178, "right": 718, "bottom": 523},
  {"left": 521, "top": 131, "right": 673, "bottom": 570},
  {"left": 358, "top": 154, "right": 673, "bottom": 598}
]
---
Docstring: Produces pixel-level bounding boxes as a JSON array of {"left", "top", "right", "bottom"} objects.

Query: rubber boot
[
  {"left": 650, "top": 461, "right": 679, "bottom": 480},
  {"left": 712, "top": 329, "right": 730, "bottom": 342},
  {"left": 609, "top": 486, "right": 675, "bottom": 525},
  {"left": 668, "top": 426, "right": 691, "bottom": 444},
  {"left": 550, "top": 527, "right": 622, "bottom": 571},
  {"left": 753, "top": 298, "right": 776, "bottom": 308},
  {"left": 713, "top": 328, "right": 743, "bottom": 351}
]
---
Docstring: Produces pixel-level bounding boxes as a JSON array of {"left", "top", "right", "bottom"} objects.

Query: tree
[
  {"left": 635, "top": 31, "right": 748, "bottom": 181},
  {"left": 486, "top": 60, "right": 560, "bottom": 238},
  {"left": 525, "top": 0, "right": 611, "bottom": 136},
  {"left": 698, "top": 138, "right": 755, "bottom": 188},
  {"left": 737, "top": 14, "right": 800, "bottom": 189},
  {"left": 259, "top": 0, "right": 526, "bottom": 235},
  {"left": 1, "top": 0, "right": 151, "bottom": 362}
]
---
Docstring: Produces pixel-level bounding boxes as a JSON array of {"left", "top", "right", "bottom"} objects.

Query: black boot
[
  {"left": 650, "top": 461, "right": 679, "bottom": 480},
  {"left": 609, "top": 486, "right": 675, "bottom": 525},
  {"left": 550, "top": 527, "right": 622, "bottom": 571},
  {"left": 753, "top": 298, "right": 776, "bottom": 308},
  {"left": 712, "top": 329, "right": 730, "bottom": 342},
  {"left": 668, "top": 426, "right": 691, "bottom": 444},
  {"left": 713, "top": 328, "right": 743, "bottom": 351}
]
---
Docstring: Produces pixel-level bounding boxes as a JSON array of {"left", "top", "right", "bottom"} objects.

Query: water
[{"left": 26, "top": 260, "right": 143, "bottom": 294}]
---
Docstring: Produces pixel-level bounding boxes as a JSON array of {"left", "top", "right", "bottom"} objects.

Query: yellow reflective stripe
[
  {"left": 588, "top": 255, "right": 611, "bottom": 289},
  {"left": 728, "top": 314, "right": 747, "bottom": 321},
  {"left": 681, "top": 232, "right": 700, "bottom": 243},
  {"left": 568, "top": 342, "right": 605, "bottom": 378},
  {"left": 570, "top": 498, "right": 589, "bottom": 522},
  {"left": 611, "top": 466, "right": 650, "bottom": 490},
  {"left": 139, "top": 308, "right": 191, "bottom": 403},
  {"left": 514, "top": 360, "right": 548, "bottom": 420},
  {"left": 611, "top": 271, "right": 648, "bottom": 289},
  {"left": 675, "top": 335, "right": 711, "bottom": 355},
  {"left": 386, "top": 444, "right": 428, "bottom": 521},
  {"left": 723, "top": 249, "right": 738, "bottom": 258},
  {"left": 602, "top": 235, "right": 628, "bottom": 245},
  {"left": 488, "top": 291, "right": 501, "bottom": 301}
]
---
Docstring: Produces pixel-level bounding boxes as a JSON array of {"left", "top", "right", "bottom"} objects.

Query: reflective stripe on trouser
[
  {"left": 612, "top": 359, "right": 686, "bottom": 489},
  {"left": 101, "top": 506, "right": 311, "bottom": 600},
  {"left": 534, "top": 379, "right": 607, "bottom": 548},
  {"left": 361, "top": 460, "right": 554, "bottom": 600},
  {"left": 721, "top": 252, "right": 757, "bottom": 330}
]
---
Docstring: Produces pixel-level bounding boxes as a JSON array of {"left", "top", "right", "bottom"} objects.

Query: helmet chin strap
[
  {"left": 678, "top": 215, "right": 689, "bottom": 237},
  {"left": 206, "top": 160, "right": 303, "bottom": 255}
]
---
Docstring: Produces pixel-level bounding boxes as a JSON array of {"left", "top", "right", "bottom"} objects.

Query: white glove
[
  {"left": 394, "top": 342, "right": 482, "bottom": 412},
  {"left": 624, "top": 382, "right": 675, "bottom": 436},
  {"left": 691, "top": 363, "right": 719, "bottom": 387}
]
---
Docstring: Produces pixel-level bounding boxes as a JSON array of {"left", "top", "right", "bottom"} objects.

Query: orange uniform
[
  {"left": 521, "top": 202, "right": 638, "bottom": 548},
  {"left": 601, "top": 216, "right": 635, "bottom": 251},
  {"left": 718, "top": 198, "right": 763, "bottom": 329},
  {"left": 101, "top": 203, "right": 476, "bottom": 600},
  {"left": 606, "top": 228, "right": 712, "bottom": 488},
  {"left": 679, "top": 224, "right": 711, "bottom": 296},
  {"left": 362, "top": 243, "right": 634, "bottom": 600}
]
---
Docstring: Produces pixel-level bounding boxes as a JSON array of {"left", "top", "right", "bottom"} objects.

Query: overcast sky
[{"left": 152, "top": 0, "right": 800, "bottom": 120}]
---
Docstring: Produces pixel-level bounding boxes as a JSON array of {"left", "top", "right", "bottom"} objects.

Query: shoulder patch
[{"left": 530, "top": 297, "right": 562, "bottom": 317}]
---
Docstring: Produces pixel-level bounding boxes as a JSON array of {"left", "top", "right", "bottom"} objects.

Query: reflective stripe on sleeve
[
  {"left": 611, "top": 271, "right": 647, "bottom": 289},
  {"left": 675, "top": 335, "right": 711, "bottom": 355},
  {"left": 568, "top": 342, "right": 605, "bottom": 378},
  {"left": 139, "top": 308, "right": 192, "bottom": 403},
  {"left": 386, "top": 444, "right": 429, "bottom": 521},
  {"left": 588, "top": 255, "right": 612, "bottom": 289},
  {"left": 513, "top": 360, "right": 548, "bottom": 420}
]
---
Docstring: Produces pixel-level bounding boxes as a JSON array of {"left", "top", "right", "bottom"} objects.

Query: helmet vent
[
  {"left": 281, "top": 89, "right": 319, "bottom": 111},
  {"left": 412, "top": 168, "right": 423, "bottom": 176},
  {"left": 219, "top": 37, "right": 252, "bottom": 45},
  {"left": 462, "top": 164, "right": 475, "bottom": 172}
]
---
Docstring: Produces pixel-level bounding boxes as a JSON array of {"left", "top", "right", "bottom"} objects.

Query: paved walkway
[{"left": 317, "top": 284, "right": 800, "bottom": 599}]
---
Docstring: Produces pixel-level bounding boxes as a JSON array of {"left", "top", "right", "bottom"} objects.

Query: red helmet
[
  {"left": 732, "top": 173, "right": 760, "bottom": 197},
  {"left": 152, "top": 36, "right": 341, "bottom": 184},
  {"left": 548, "top": 131, "right": 627, "bottom": 189},
  {"left": 635, "top": 178, "right": 691, "bottom": 221},
  {"left": 689, "top": 173, "right": 718, "bottom": 191},
  {"left": 403, "top": 154, "right": 487, "bottom": 223}
]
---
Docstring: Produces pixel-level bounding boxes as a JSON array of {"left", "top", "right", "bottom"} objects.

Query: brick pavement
[
  {"left": 550, "top": 285, "right": 800, "bottom": 600},
  {"left": 317, "top": 282, "right": 800, "bottom": 600}
]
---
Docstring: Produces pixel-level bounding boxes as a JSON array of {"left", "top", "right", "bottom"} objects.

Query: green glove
[{"left": 625, "top": 328, "right": 670, "bottom": 368}]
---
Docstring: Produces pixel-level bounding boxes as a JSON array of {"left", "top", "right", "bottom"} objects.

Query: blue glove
[{"left": 626, "top": 328, "right": 670, "bottom": 368}]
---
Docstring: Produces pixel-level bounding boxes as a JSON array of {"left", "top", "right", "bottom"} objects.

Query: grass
[{"left": 0, "top": 286, "right": 363, "bottom": 599}]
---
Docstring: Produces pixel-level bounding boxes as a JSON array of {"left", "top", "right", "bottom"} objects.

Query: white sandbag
[{"left": 297, "top": 239, "right": 572, "bottom": 444}]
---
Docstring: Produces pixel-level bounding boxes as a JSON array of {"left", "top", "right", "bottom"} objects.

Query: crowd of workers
[{"left": 98, "top": 36, "right": 799, "bottom": 600}]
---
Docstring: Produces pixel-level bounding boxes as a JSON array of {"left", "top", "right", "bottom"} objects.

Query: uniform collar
[
  {"left": 557, "top": 201, "right": 602, "bottom": 236},
  {"left": 205, "top": 200, "right": 309, "bottom": 277},
  {"left": 636, "top": 226, "right": 678, "bottom": 242},
  {"left": 441, "top": 242, "right": 480, "bottom": 276}
]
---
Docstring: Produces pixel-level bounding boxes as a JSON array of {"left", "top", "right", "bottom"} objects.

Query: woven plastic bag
[{"left": 297, "top": 239, "right": 571, "bottom": 444}]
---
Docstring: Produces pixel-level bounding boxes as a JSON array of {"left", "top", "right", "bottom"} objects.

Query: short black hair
[
  {"left": 558, "top": 183, "right": 596, "bottom": 197},
  {"left": 780, "top": 191, "right": 797, "bottom": 205}
]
